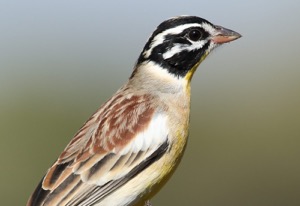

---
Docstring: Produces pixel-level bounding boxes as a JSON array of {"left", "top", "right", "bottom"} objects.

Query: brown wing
[{"left": 27, "top": 91, "right": 169, "bottom": 206}]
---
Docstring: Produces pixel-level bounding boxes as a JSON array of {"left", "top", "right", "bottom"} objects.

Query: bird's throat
[{"left": 184, "top": 51, "right": 209, "bottom": 82}]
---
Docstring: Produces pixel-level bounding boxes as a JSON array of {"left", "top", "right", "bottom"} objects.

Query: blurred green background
[{"left": 1, "top": 1, "right": 300, "bottom": 205}]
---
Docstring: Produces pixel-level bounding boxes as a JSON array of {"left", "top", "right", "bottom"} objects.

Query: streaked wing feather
[
  {"left": 27, "top": 92, "right": 169, "bottom": 206},
  {"left": 70, "top": 141, "right": 168, "bottom": 206}
]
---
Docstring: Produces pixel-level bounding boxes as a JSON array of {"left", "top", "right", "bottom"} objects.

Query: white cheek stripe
[
  {"left": 143, "top": 23, "right": 204, "bottom": 58},
  {"left": 162, "top": 40, "right": 207, "bottom": 59}
]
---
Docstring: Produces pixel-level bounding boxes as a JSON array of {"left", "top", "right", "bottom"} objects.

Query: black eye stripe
[
  {"left": 183, "top": 27, "right": 209, "bottom": 40},
  {"left": 164, "top": 34, "right": 192, "bottom": 45},
  {"left": 188, "top": 29, "right": 202, "bottom": 41},
  {"left": 162, "top": 41, "right": 211, "bottom": 77},
  {"left": 163, "top": 27, "right": 209, "bottom": 44}
]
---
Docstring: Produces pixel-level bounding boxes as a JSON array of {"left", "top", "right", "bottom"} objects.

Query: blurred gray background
[{"left": 1, "top": 1, "right": 300, "bottom": 205}]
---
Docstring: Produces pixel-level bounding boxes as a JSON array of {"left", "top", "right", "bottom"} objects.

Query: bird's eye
[{"left": 188, "top": 29, "right": 202, "bottom": 41}]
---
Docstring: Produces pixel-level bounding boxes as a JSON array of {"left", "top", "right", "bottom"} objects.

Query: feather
[{"left": 27, "top": 91, "right": 169, "bottom": 206}]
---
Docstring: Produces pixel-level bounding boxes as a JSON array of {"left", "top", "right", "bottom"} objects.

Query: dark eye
[{"left": 188, "top": 29, "right": 202, "bottom": 41}]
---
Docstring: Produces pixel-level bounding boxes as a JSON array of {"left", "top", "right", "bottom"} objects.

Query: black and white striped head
[{"left": 134, "top": 16, "right": 241, "bottom": 79}]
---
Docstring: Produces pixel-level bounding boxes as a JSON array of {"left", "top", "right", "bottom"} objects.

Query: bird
[{"left": 27, "top": 15, "right": 241, "bottom": 206}]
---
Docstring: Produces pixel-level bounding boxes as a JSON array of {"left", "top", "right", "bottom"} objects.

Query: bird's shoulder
[
  {"left": 43, "top": 86, "right": 169, "bottom": 189},
  {"left": 27, "top": 87, "right": 171, "bottom": 205}
]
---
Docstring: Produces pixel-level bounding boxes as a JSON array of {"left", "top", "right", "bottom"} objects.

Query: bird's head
[{"left": 133, "top": 16, "right": 241, "bottom": 82}]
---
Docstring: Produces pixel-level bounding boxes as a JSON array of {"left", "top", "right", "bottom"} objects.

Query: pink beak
[{"left": 211, "top": 25, "right": 242, "bottom": 44}]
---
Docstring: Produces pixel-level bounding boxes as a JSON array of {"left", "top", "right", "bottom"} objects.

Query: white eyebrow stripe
[
  {"left": 202, "top": 22, "right": 217, "bottom": 36},
  {"left": 162, "top": 40, "right": 207, "bottom": 59},
  {"left": 143, "top": 23, "right": 203, "bottom": 58}
]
